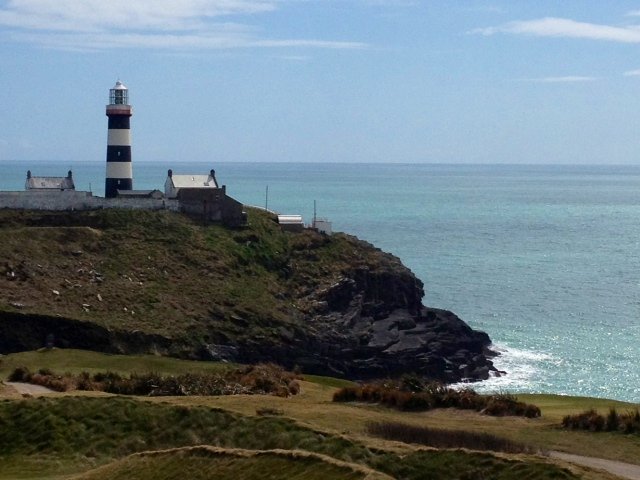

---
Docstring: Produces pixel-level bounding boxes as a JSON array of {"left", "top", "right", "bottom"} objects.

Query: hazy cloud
[
  {"left": 0, "top": 0, "right": 366, "bottom": 50},
  {"left": 360, "top": 0, "right": 418, "bottom": 6},
  {"left": 460, "top": 5, "right": 504, "bottom": 14},
  {"left": 624, "top": 69, "right": 640, "bottom": 76},
  {"left": 520, "top": 76, "right": 597, "bottom": 83},
  {"left": 472, "top": 17, "right": 640, "bottom": 43},
  {"left": 0, "top": 0, "right": 277, "bottom": 32}
]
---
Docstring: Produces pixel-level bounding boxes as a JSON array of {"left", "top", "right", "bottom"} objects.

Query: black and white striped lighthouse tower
[{"left": 105, "top": 80, "right": 133, "bottom": 198}]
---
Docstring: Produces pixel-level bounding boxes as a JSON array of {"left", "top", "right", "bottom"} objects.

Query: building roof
[
  {"left": 278, "top": 214, "right": 304, "bottom": 225},
  {"left": 169, "top": 175, "right": 218, "bottom": 189},
  {"left": 26, "top": 176, "right": 75, "bottom": 190}
]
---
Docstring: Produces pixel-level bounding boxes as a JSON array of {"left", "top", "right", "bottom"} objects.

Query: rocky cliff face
[
  {"left": 223, "top": 237, "right": 497, "bottom": 383},
  {"left": 0, "top": 209, "right": 497, "bottom": 383}
]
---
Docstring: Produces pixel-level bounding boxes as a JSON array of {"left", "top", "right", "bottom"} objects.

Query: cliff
[{"left": 0, "top": 208, "right": 496, "bottom": 382}]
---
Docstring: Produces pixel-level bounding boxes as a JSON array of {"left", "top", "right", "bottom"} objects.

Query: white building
[
  {"left": 164, "top": 169, "right": 218, "bottom": 199},
  {"left": 25, "top": 170, "right": 75, "bottom": 191}
]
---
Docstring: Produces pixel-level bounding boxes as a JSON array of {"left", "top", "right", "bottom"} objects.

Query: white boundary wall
[{"left": 0, "top": 190, "right": 180, "bottom": 212}]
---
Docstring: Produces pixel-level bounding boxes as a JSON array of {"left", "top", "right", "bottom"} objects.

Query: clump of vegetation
[
  {"left": 333, "top": 376, "right": 540, "bottom": 418},
  {"left": 366, "top": 421, "right": 537, "bottom": 454},
  {"left": 562, "top": 407, "right": 640, "bottom": 434},
  {"left": 256, "top": 407, "right": 285, "bottom": 416},
  {"left": 8, "top": 363, "right": 301, "bottom": 397}
]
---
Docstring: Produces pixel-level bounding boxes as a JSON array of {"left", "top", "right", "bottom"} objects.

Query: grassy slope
[
  {"left": 0, "top": 395, "right": 581, "bottom": 480},
  {"left": 0, "top": 209, "right": 289, "bottom": 340},
  {"left": 1, "top": 349, "right": 637, "bottom": 479},
  {"left": 0, "top": 208, "right": 400, "bottom": 348},
  {"left": 71, "top": 447, "right": 389, "bottom": 480}
]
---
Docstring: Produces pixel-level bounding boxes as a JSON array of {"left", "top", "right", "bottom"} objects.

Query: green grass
[
  {"left": 0, "top": 349, "right": 236, "bottom": 377},
  {"left": 74, "top": 447, "right": 380, "bottom": 480},
  {"left": 0, "top": 396, "right": 372, "bottom": 473},
  {"left": 300, "top": 374, "right": 357, "bottom": 389},
  {"left": 370, "top": 450, "right": 577, "bottom": 480},
  {"left": 0, "top": 396, "right": 580, "bottom": 480},
  {"left": 518, "top": 394, "right": 640, "bottom": 421}
]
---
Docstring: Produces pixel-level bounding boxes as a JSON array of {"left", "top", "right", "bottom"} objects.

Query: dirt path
[
  {"left": 4, "top": 381, "right": 55, "bottom": 395},
  {"left": 550, "top": 451, "right": 640, "bottom": 480}
]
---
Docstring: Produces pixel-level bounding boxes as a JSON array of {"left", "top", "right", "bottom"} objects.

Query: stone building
[
  {"left": 25, "top": 170, "right": 75, "bottom": 191},
  {"left": 164, "top": 169, "right": 218, "bottom": 198},
  {"left": 165, "top": 169, "right": 245, "bottom": 226}
]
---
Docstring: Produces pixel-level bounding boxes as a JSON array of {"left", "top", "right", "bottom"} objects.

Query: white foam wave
[{"left": 451, "top": 343, "right": 555, "bottom": 393}]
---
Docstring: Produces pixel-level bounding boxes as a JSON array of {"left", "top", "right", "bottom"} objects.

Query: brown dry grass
[{"left": 0, "top": 381, "right": 20, "bottom": 398}]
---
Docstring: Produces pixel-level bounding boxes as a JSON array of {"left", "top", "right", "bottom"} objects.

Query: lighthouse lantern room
[{"left": 105, "top": 80, "right": 133, "bottom": 198}]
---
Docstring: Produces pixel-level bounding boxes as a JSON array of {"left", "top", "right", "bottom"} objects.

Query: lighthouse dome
[{"left": 109, "top": 80, "right": 129, "bottom": 105}]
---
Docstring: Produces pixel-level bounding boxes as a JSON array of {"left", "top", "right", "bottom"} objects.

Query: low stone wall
[{"left": 0, "top": 191, "right": 181, "bottom": 212}]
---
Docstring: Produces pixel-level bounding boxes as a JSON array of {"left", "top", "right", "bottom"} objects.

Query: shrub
[
  {"left": 563, "top": 409, "right": 605, "bottom": 432},
  {"left": 367, "top": 421, "right": 536, "bottom": 454},
  {"left": 8, "top": 366, "right": 31, "bottom": 382},
  {"left": 563, "top": 408, "right": 640, "bottom": 434},
  {"left": 8, "top": 367, "right": 71, "bottom": 392},
  {"left": 287, "top": 380, "right": 301, "bottom": 396},
  {"left": 256, "top": 407, "right": 284, "bottom": 416},
  {"left": 620, "top": 409, "right": 640, "bottom": 434},
  {"left": 7, "top": 364, "right": 302, "bottom": 398},
  {"left": 76, "top": 371, "right": 97, "bottom": 391},
  {"left": 332, "top": 387, "right": 359, "bottom": 403},
  {"left": 482, "top": 392, "right": 541, "bottom": 418},
  {"left": 605, "top": 408, "right": 619, "bottom": 432},
  {"left": 333, "top": 381, "right": 540, "bottom": 418}
]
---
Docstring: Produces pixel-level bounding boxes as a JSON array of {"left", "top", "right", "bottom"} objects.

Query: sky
[{"left": 3, "top": 1, "right": 640, "bottom": 164}]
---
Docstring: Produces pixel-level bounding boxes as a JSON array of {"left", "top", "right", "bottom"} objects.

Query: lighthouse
[{"left": 105, "top": 80, "right": 133, "bottom": 198}]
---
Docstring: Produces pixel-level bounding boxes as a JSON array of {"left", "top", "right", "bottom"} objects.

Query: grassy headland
[
  {"left": 0, "top": 208, "right": 338, "bottom": 340},
  {"left": 0, "top": 207, "right": 495, "bottom": 383}
]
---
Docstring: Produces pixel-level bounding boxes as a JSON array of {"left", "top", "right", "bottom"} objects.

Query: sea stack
[{"left": 105, "top": 80, "right": 133, "bottom": 198}]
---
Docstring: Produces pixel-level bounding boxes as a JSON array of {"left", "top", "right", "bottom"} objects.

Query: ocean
[{"left": 2, "top": 160, "right": 640, "bottom": 403}]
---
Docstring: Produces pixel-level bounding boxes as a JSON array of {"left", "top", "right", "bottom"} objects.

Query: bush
[
  {"left": 367, "top": 421, "right": 536, "bottom": 454},
  {"left": 256, "top": 407, "right": 284, "bottom": 416},
  {"left": 333, "top": 381, "right": 540, "bottom": 418},
  {"left": 482, "top": 392, "right": 541, "bottom": 418},
  {"left": 606, "top": 408, "right": 619, "bottom": 432},
  {"left": 6, "top": 364, "right": 302, "bottom": 398},
  {"left": 8, "top": 366, "right": 31, "bottom": 382},
  {"left": 563, "top": 408, "right": 640, "bottom": 434}
]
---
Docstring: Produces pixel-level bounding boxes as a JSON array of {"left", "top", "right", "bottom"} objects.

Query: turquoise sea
[{"left": 2, "top": 161, "right": 640, "bottom": 403}]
